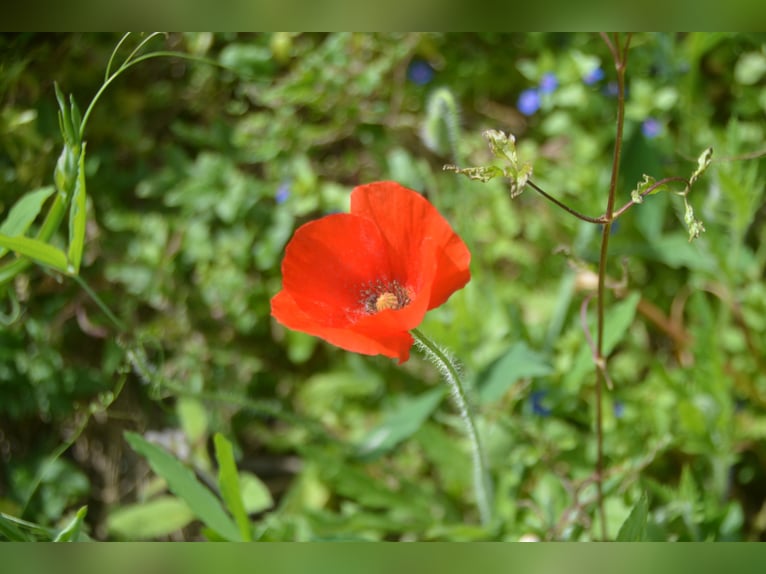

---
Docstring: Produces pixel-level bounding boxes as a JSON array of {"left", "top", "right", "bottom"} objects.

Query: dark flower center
[{"left": 359, "top": 279, "right": 413, "bottom": 314}]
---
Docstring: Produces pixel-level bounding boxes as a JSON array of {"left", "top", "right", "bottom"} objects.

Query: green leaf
[
  {"left": 683, "top": 199, "right": 705, "bottom": 241},
  {"left": 629, "top": 174, "right": 665, "bottom": 204},
  {"left": 0, "top": 233, "right": 69, "bottom": 273},
  {"left": 213, "top": 433, "right": 252, "bottom": 541},
  {"left": 69, "top": 94, "right": 82, "bottom": 136},
  {"left": 0, "top": 513, "right": 32, "bottom": 541},
  {"left": 124, "top": 431, "right": 241, "bottom": 541},
  {"left": 219, "top": 44, "right": 274, "bottom": 76},
  {"left": 483, "top": 129, "right": 533, "bottom": 196},
  {"left": 54, "top": 82, "right": 75, "bottom": 146},
  {"left": 443, "top": 163, "right": 505, "bottom": 183},
  {"left": 0, "top": 186, "right": 55, "bottom": 257},
  {"left": 677, "top": 466, "right": 702, "bottom": 540},
  {"left": 479, "top": 342, "right": 554, "bottom": 404},
  {"left": 688, "top": 146, "right": 713, "bottom": 187},
  {"left": 444, "top": 129, "right": 532, "bottom": 196},
  {"left": 648, "top": 234, "right": 715, "bottom": 272},
  {"left": 0, "top": 512, "right": 57, "bottom": 541},
  {"left": 734, "top": 51, "right": 766, "bottom": 85},
  {"left": 67, "top": 144, "right": 87, "bottom": 274},
  {"left": 356, "top": 388, "right": 445, "bottom": 460},
  {"left": 563, "top": 292, "right": 641, "bottom": 391},
  {"left": 679, "top": 465, "right": 700, "bottom": 504},
  {"left": 317, "top": 449, "right": 431, "bottom": 517},
  {"left": 239, "top": 472, "right": 274, "bottom": 515},
  {"left": 107, "top": 496, "right": 194, "bottom": 540},
  {"left": 177, "top": 397, "right": 209, "bottom": 445},
  {"left": 616, "top": 493, "right": 649, "bottom": 541},
  {"left": 53, "top": 506, "right": 88, "bottom": 542},
  {"left": 716, "top": 147, "right": 763, "bottom": 239}
]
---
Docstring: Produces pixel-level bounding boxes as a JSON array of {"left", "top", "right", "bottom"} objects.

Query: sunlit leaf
[
  {"left": 0, "top": 186, "right": 55, "bottom": 258},
  {"left": 0, "top": 233, "right": 69, "bottom": 273},
  {"left": 108, "top": 496, "right": 194, "bottom": 540},
  {"left": 0, "top": 513, "right": 33, "bottom": 541},
  {"left": 124, "top": 432, "right": 241, "bottom": 541},
  {"left": 67, "top": 144, "right": 87, "bottom": 274},
  {"left": 479, "top": 342, "right": 554, "bottom": 404},
  {"left": 616, "top": 493, "right": 648, "bottom": 541},
  {"left": 356, "top": 388, "right": 445, "bottom": 460},
  {"left": 53, "top": 506, "right": 88, "bottom": 542},
  {"left": 240, "top": 472, "right": 274, "bottom": 515},
  {"left": 563, "top": 292, "right": 641, "bottom": 391},
  {"left": 213, "top": 433, "right": 252, "bottom": 541}
]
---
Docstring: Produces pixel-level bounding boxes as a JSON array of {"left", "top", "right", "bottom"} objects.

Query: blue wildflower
[
  {"left": 641, "top": 118, "right": 661, "bottom": 139},
  {"left": 613, "top": 401, "right": 625, "bottom": 418},
  {"left": 408, "top": 59, "right": 434, "bottom": 86},
  {"left": 530, "top": 390, "right": 552, "bottom": 417},
  {"left": 517, "top": 88, "right": 541, "bottom": 116},
  {"left": 583, "top": 67, "right": 605, "bottom": 85},
  {"left": 276, "top": 182, "right": 291, "bottom": 204},
  {"left": 539, "top": 72, "right": 558, "bottom": 94}
]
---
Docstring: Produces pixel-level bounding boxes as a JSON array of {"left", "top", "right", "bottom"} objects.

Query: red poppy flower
[{"left": 271, "top": 181, "right": 471, "bottom": 363}]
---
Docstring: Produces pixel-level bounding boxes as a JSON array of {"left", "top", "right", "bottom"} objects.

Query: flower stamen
[
  {"left": 360, "top": 279, "right": 412, "bottom": 314},
  {"left": 375, "top": 292, "right": 399, "bottom": 312}
]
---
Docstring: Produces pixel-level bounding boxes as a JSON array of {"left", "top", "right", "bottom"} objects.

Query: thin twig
[
  {"left": 610, "top": 176, "right": 690, "bottom": 220},
  {"left": 580, "top": 294, "right": 597, "bottom": 357},
  {"left": 599, "top": 32, "right": 618, "bottom": 63},
  {"left": 527, "top": 180, "right": 606, "bottom": 224},
  {"left": 594, "top": 31, "right": 632, "bottom": 541}
]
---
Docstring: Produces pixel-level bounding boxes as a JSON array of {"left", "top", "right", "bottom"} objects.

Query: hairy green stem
[{"left": 411, "top": 328, "right": 493, "bottom": 526}]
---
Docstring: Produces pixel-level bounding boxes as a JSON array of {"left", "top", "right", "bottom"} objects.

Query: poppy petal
[
  {"left": 280, "top": 213, "right": 392, "bottom": 327},
  {"left": 352, "top": 236, "right": 438, "bottom": 334},
  {"left": 272, "top": 181, "right": 470, "bottom": 363},
  {"left": 271, "top": 290, "right": 415, "bottom": 362},
  {"left": 350, "top": 181, "right": 470, "bottom": 309}
]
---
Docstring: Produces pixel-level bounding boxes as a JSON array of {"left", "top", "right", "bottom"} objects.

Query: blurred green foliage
[{"left": 1, "top": 33, "right": 765, "bottom": 541}]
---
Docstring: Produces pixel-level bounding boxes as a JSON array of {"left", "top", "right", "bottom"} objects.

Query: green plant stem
[
  {"left": 594, "top": 32, "right": 632, "bottom": 540},
  {"left": 80, "top": 50, "right": 223, "bottom": 140},
  {"left": 411, "top": 328, "right": 493, "bottom": 526},
  {"left": 71, "top": 274, "right": 128, "bottom": 333},
  {"left": 21, "top": 372, "right": 128, "bottom": 515},
  {"left": 527, "top": 180, "right": 606, "bottom": 224},
  {"left": 527, "top": 176, "right": 689, "bottom": 225}
]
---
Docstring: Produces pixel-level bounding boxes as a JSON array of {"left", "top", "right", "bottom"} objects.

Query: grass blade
[
  {"left": 124, "top": 431, "right": 241, "bottom": 541},
  {"left": 67, "top": 144, "right": 87, "bottom": 273},
  {"left": 0, "top": 186, "right": 55, "bottom": 257},
  {"left": 0, "top": 233, "right": 69, "bottom": 273},
  {"left": 213, "top": 433, "right": 252, "bottom": 541}
]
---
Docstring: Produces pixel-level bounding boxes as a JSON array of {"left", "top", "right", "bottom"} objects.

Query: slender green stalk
[
  {"left": 80, "top": 50, "right": 223, "bottom": 139},
  {"left": 21, "top": 372, "right": 128, "bottom": 514},
  {"left": 527, "top": 180, "right": 606, "bottom": 224},
  {"left": 411, "top": 328, "right": 493, "bottom": 526},
  {"left": 71, "top": 274, "right": 128, "bottom": 333},
  {"left": 527, "top": 176, "right": 690, "bottom": 225},
  {"left": 593, "top": 32, "right": 632, "bottom": 540}
]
